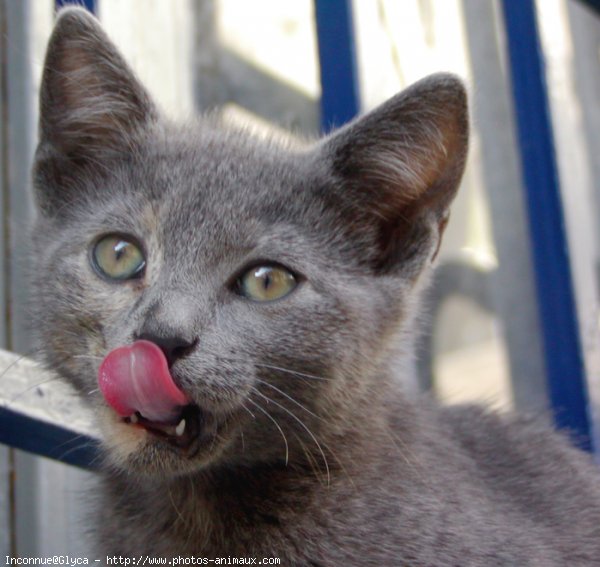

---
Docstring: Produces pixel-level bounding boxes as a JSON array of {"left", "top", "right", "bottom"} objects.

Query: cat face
[{"left": 31, "top": 8, "right": 468, "bottom": 477}]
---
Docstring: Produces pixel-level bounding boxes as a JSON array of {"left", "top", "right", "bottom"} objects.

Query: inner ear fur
[
  {"left": 39, "top": 7, "right": 157, "bottom": 157},
  {"left": 34, "top": 7, "right": 159, "bottom": 216},
  {"left": 320, "top": 73, "right": 469, "bottom": 273}
]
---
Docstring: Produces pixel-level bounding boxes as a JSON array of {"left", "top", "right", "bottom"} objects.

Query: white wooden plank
[
  {"left": 462, "top": 0, "right": 548, "bottom": 411},
  {"left": 0, "top": 348, "right": 96, "bottom": 442}
]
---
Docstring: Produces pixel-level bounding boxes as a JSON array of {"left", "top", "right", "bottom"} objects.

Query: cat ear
[
  {"left": 34, "top": 7, "right": 158, "bottom": 214},
  {"left": 320, "top": 74, "right": 468, "bottom": 273},
  {"left": 39, "top": 7, "right": 157, "bottom": 156}
]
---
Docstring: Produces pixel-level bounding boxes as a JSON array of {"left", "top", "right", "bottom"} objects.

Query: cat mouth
[
  {"left": 98, "top": 341, "right": 232, "bottom": 464},
  {"left": 99, "top": 340, "right": 208, "bottom": 454},
  {"left": 122, "top": 404, "right": 203, "bottom": 452}
]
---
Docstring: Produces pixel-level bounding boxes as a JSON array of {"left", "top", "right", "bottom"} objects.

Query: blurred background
[{"left": 0, "top": 0, "right": 599, "bottom": 557}]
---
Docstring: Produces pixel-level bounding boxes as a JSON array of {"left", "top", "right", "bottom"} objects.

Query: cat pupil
[
  {"left": 113, "top": 241, "right": 127, "bottom": 262},
  {"left": 261, "top": 271, "right": 272, "bottom": 290}
]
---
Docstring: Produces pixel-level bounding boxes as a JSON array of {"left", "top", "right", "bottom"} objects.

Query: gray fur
[{"left": 30, "top": 7, "right": 600, "bottom": 565}]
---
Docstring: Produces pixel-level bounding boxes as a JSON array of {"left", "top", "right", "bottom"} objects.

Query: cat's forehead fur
[
  {"left": 60, "top": 119, "right": 366, "bottom": 284},
  {"left": 93, "top": 123, "right": 307, "bottom": 241}
]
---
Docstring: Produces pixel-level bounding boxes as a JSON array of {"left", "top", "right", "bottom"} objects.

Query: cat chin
[{"left": 96, "top": 405, "right": 238, "bottom": 478}]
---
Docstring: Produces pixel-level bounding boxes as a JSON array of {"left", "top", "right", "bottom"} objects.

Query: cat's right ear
[
  {"left": 34, "top": 7, "right": 158, "bottom": 215},
  {"left": 316, "top": 74, "right": 468, "bottom": 275}
]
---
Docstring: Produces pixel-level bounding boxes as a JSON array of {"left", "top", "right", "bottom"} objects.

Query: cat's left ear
[
  {"left": 34, "top": 7, "right": 158, "bottom": 213},
  {"left": 39, "top": 7, "right": 157, "bottom": 156},
  {"left": 319, "top": 73, "right": 468, "bottom": 273}
]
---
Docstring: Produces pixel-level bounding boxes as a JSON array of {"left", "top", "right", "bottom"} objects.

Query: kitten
[{"left": 31, "top": 7, "right": 600, "bottom": 566}]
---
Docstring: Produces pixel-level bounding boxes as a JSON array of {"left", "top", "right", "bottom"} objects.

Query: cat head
[{"left": 31, "top": 7, "right": 468, "bottom": 477}]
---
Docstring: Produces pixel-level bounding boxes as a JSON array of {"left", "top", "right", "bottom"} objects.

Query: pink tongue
[{"left": 98, "top": 340, "right": 189, "bottom": 423}]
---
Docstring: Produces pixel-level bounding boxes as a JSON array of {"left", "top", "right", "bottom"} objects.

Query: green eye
[
  {"left": 237, "top": 265, "right": 297, "bottom": 302},
  {"left": 91, "top": 234, "right": 146, "bottom": 281}
]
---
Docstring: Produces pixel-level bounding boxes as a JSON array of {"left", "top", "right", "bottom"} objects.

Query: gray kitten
[{"left": 31, "top": 7, "right": 600, "bottom": 566}]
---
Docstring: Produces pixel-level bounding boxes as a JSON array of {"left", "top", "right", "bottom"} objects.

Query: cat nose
[
  {"left": 134, "top": 294, "right": 200, "bottom": 367},
  {"left": 135, "top": 332, "right": 198, "bottom": 368}
]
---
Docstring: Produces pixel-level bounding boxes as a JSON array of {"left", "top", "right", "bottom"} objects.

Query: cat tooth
[
  {"left": 176, "top": 418, "right": 186, "bottom": 437},
  {"left": 130, "top": 413, "right": 138, "bottom": 424}
]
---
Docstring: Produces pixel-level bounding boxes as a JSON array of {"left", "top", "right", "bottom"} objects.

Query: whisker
[
  {"left": 0, "top": 348, "right": 40, "bottom": 381},
  {"left": 53, "top": 431, "right": 96, "bottom": 452},
  {"left": 168, "top": 485, "right": 186, "bottom": 527},
  {"left": 255, "top": 362, "right": 333, "bottom": 382},
  {"left": 3, "top": 375, "right": 64, "bottom": 408},
  {"left": 182, "top": 475, "right": 199, "bottom": 549},
  {"left": 241, "top": 403, "right": 256, "bottom": 420},
  {"left": 254, "top": 378, "right": 323, "bottom": 421},
  {"left": 247, "top": 396, "right": 289, "bottom": 466},
  {"left": 86, "top": 449, "right": 108, "bottom": 471},
  {"left": 293, "top": 432, "right": 328, "bottom": 486},
  {"left": 252, "top": 390, "right": 330, "bottom": 485},
  {"left": 208, "top": 422, "right": 220, "bottom": 454},
  {"left": 384, "top": 429, "right": 444, "bottom": 503},
  {"left": 54, "top": 436, "right": 101, "bottom": 466}
]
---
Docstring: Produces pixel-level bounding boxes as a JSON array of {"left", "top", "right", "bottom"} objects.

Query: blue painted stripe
[
  {"left": 576, "top": 0, "right": 600, "bottom": 15},
  {"left": 0, "top": 406, "right": 101, "bottom": 469},
  {"left": 501, "top": 0, "right": 592, "bottom": 451},
  {"left": 314, "top": 0, "right": 361, "bottom": 132},
  {"left": 55, "top": 0, "right": 97, "bottom": 14}
]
